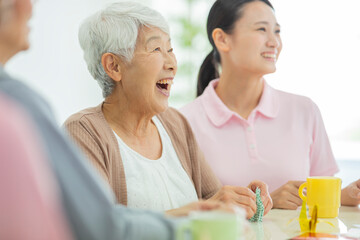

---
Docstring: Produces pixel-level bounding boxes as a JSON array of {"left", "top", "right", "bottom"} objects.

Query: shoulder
[
  {"left": 64, "top": 104, "right": 103, "bottom": 128},
  {"left": 64, "top": 103, "right": 118, "bottom": 147},
  {"left": 0, "top": 94, "right": 41, "bottom": 153},
  {"left": 180, "top": 97, "right": 203, "bottom": 116},
  {"left": 0, "top": 75, "right": 53, "bottom": 117},
  {"left": 63, "top": 104, "right": 112, "bottom": 143},
  {"left": 0, "top": 94, "right": 28, "bottom": 131},
  {"left": 270, "top": 88, "right": 325, "bottom": 127},
  {"left": 179, "top": 97, "right": 206, "bottom": 126},
  {"left": 275, "top": 88, "right": 319, "bottom": 113}
]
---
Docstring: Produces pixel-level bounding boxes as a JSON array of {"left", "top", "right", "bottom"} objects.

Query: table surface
[{"left": 245, "top": 206, "right": 360, "bottom": 239}]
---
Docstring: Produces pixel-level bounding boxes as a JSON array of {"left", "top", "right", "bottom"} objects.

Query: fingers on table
[
  {"left": 349, "top": 183, "right": 360, "bottom": 199},
  {"left": 291, "top": 180, "right": 306, "bottom": 188}
]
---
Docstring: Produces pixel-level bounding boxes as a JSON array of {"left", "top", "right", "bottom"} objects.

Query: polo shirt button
[
  {"left": 247, "top": 127, "right": 252, "bottom": 132},
  {"left": 249, "top": 144, "right": 255, "bottom": 149}
]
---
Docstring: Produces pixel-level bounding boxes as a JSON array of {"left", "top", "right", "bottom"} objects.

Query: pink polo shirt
[{"left": 180, "top": 79, "right": 339, "bottom": 192}]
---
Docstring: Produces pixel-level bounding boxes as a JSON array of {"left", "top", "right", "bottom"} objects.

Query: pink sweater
[{"left": 0, "top": 94, "right": 72, "bottom": 240}]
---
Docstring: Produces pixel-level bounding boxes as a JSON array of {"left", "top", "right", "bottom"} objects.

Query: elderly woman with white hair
[{"left": 65, "top": 1, "right": 273, "bottom": 218}]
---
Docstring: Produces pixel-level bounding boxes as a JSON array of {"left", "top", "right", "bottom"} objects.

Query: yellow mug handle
[{"left": 298, "top": 182, "right": 307, "bottom": 201}]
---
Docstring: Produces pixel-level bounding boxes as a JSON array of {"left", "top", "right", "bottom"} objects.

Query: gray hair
[{"left": 79, "top": 1, "right": 170, "bottom": 98}]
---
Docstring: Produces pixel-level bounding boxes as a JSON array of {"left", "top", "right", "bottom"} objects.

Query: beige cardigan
[{"left": 64, "top": 104, "right": 221, "bottom": 206}]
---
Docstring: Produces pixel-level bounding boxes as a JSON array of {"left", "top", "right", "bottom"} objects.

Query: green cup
[{"left": 176, "top": 210, "right": 244, "bottom": 240}]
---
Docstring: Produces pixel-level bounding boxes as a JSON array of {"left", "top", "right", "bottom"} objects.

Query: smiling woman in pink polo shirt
[{"left": 181, "top": 0, "right": 360, "bottom": 209}]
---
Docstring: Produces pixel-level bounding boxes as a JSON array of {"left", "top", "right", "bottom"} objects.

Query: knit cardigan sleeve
[
  {"left": 63, "top": 105, "right": 127, "bottom": 205},
  {"left": 64, "top": 114, "right": 111, "bottom": 186}
]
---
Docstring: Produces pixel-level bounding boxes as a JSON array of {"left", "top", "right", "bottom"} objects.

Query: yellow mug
[{"left": 298, "top": 176, "right": 341, "bottom": 218}]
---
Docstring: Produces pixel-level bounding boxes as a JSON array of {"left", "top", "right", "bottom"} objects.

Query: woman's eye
[
  {"left": 153, "top": 47, "right": 161, "bottom": 52},
  {"left": 257, "top": 27, "right": 266, "bottom": 32},
  {"left": 168, "top": 48, "right": 173, "bottom": 53},
  {"left": 275, "top": 29, "right": 281, "bottom": 34}
]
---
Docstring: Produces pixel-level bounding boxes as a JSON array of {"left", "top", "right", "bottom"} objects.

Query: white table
[{"left": 245, "top": 206, "right": 360, "bottom": 239}]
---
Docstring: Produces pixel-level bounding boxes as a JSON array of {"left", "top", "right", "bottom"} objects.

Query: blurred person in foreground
[
  {"left": 0, "top": 93, "right": 71, "bottom": 240},
  {"left": 64, "top": 1, "right": 272, "bottom": 218},
  {"left": 0, "top": 0, "right": 232, "bottom": 239}
]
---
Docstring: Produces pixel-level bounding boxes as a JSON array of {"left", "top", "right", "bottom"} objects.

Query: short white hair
[{"left": 79, "top": 1, "right": 170, "bottom": 98}]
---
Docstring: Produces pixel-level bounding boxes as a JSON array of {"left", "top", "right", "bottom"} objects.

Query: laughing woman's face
[{"left": 117, "top": 26, "right": 177, "bottom": 115}]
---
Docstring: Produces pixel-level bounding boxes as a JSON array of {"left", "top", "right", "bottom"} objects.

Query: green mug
[{"left": 176, "top": 210, "right": 244, "bottom": 240}]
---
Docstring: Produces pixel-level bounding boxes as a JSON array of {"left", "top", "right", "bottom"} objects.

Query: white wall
[{"left": 269, "top": 0, "right": 360, "bottom": 160}]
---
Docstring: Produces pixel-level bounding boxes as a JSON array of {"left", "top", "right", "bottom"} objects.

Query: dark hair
[{"left": 197, "top": 0, "right": 274, "bottom": 96}]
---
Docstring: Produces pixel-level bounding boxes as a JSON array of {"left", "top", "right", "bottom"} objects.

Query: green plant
[{"left": 168, "top": 0, "right": 212, "bottom": 107}]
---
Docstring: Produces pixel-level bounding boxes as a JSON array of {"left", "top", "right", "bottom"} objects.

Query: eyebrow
[
  {"left": 254, "top": 21, "right": 281, "bottom": 27},
  {"left": 145, "top": 36, "right": 171, "bottom": 45}
]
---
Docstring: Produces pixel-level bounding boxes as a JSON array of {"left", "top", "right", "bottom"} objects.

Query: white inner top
[{"left": 113, "top": 116, "right": 198, "bottom": 211}]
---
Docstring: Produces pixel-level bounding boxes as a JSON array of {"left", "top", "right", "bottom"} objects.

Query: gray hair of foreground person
[{"left": 78, "top": 1, "right": 170, "bottom": 98}]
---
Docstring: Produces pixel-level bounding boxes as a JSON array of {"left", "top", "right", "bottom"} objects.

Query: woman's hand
[
  {"left": 209, "top": 185, "right": 256, "bottom": 219},
  {"left": 247, "top": 180, "right": 273, "bottom": 215},
  {"left": 165, "top": 200, "right": 234, "bottom": 217},
  {"left": 341, "top": 179, "right": 360, "bottom": 206},
  {"left": 271, "top": 181, "right": 304, "bottom": 209}
]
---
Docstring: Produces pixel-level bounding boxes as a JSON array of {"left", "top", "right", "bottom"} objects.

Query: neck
[
  {"left": 215, "top": 64, "right": 264, "bottom": 119},
  {"left": 0, "top": 44, "right": 16, "bottom": 65},
  {"left": 0, "top": 52, "right": 10, "bottom": 66},
  {"left": 102, "top": 86, "right": 155, "bottom": 139}
]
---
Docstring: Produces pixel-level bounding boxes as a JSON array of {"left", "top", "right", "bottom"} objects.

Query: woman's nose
[
  {"left": 164, "top": 53, "right": 177, "bottom": 71},
  {"left": 267, "top": 33, "right": 281, "bottom": 49}
]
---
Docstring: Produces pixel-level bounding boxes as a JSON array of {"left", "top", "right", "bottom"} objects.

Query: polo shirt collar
[
  {"left": 200, "top": 79, "right": 279, "bottom": 127},
  {"left": 256, "top": 80, "right": 279, "bottom": 119}
]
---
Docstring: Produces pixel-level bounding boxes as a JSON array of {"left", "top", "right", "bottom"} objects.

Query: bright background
[{"left": 5, "top": 0, "right": 360, "bottom": 185}]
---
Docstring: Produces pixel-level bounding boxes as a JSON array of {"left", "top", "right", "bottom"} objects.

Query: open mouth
[
  {"left": 156, "top": 79, "right": 173, "bottom": 96},
  {"left": 261, "top": 53, "right": 277, "bottom": 62}
]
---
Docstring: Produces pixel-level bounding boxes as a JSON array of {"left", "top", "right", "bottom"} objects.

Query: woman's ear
[
  {"left": 101, "top": 53, "right": 122, "bottom": 82},
  {"left": 212, "top": 28, "right": 230, "bottom": 53}
]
